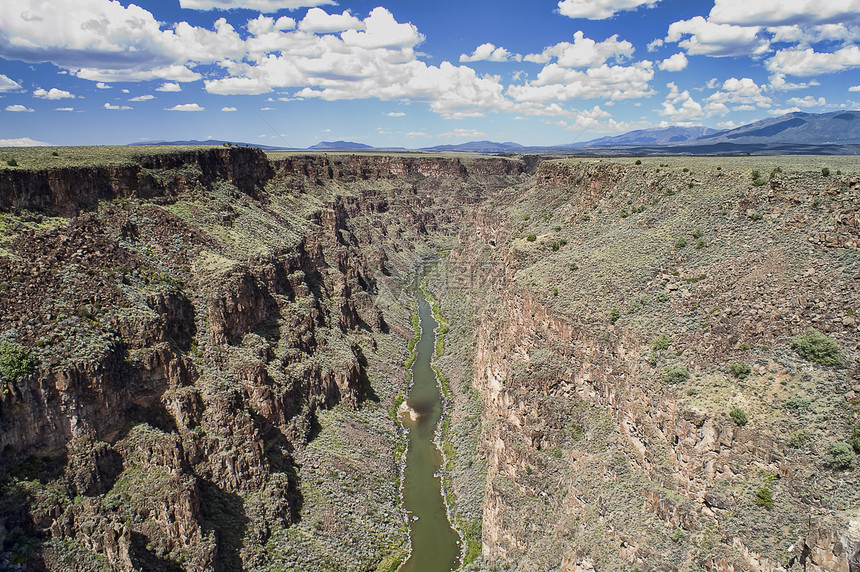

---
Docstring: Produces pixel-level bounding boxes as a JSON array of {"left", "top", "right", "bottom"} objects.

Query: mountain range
[{"left": 131, "top": 110, "right": 860, "bottom": 155}]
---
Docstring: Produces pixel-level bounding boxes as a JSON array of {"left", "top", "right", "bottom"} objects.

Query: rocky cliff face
[{"left": 1, "top": 150, "right": 857, "bottom": 571}]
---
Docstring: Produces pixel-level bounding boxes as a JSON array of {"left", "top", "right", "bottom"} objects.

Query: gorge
[{"left": 0, "top": 147, "right": 858, "bottom": 571}]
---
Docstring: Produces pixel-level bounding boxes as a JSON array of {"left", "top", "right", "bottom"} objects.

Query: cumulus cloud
[
  {"left": 440, "top": 128, "right": 486, "bottom": 138},
  {"left": 385, "top": 112, "right": 406, "bottom": 117},
  {"left": 55, "top": 107, "right": 75, "bottom": 111},
  {"left": 557, "top": 0, "right": 660, "bottom": 20},
  {"left": 769, "top": 73, "right": 821, "bottom": 90},
  {"left": 0, "top": 137, "right": 50, "bottom": 146},
  {"left": 298, "top": 8, "right": 363, "bottom": 33},
  {"left": 658, "top": 52, "right": 688, "bottom": 71},
  {"left": 788, "top": 95, "right": 826, "bottom": 107},
  {"left": 0, "top": 75, "right": 22, "bottom": 92},
  {"left": 666, "top": 16, "right": 769, "bottom": 57},
  {"left": 96, "top": 82, "right": 111, "bottom": 89},
  {"left": 707, "top": 77, "right": 772, "bottom": 107},
  {"left": 708, "top": 0, "right": 860, "bottom": 26},
  {"left": 104, "top": 103, "right": 131, "bottom": 110},
  {"left": 167, "top": 103, "right": 204, "bottom": 111},
  {"left": 766, "top": 46, "right": 860, "bottom": 76},
  {"left": 179, "top": 0, "right": 335, "bottom": 11},
  {"left": 221, "top": 106, "right": 238, "bottom": 111},
  {"left": 156, "top": 82, "right": 182, "bottom": 92},
  {"left": 5, "top": 105, "right": 35, "bottom": 112},
  {"left": 506, "top": 61, "right": 654, "bottom": 104},
  {"left": 524, "top": 32, "right": 633, "bottom": 67},
  {"left": 460, "top": 43, "right": 521, "bottom": 63},
  {"left": 129, "top": 95, "right": 155, "bottom": 101},
  {"left": 769, "top": 106, "right": 803, "bottom": 114},
  {"left": 659, "top": 82, "right": 703, "bottom": 120},
  {"left": 850, "top": 85, "right": 860, "bottom": 92},
  {"left": 34, "top": 88, "right": 75, "bottom": 100}
]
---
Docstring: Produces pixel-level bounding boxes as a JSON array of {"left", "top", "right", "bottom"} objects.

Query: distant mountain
[
  {"left": 129, "top": 139, "right": 293, "bottom": 151},
  {"left": 575, "top": 126, "right": 719, "bottom": 148},
  {"left": 420, "top": 141, "right": 524, "bottom": 153},
  {"left": 696, "top": 111, "right": 860, "bottom": 145},
  {"left": 307, "top": 141, "right": 375, "bottom": 151}
]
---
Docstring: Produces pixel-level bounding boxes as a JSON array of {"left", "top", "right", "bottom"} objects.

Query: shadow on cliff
[{"left": 200, "top": 479, "right": 250, "bottom": 572}]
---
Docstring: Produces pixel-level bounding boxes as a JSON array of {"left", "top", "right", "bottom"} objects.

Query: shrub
[
  {"left": 51, "top": 151, "right": 59, "bottom": 157},
  {"left": 670, "top": 528, "right": 685, "bottom": 543},
  {"left": 609, "top": 308, "right": 621, "bottom": 324},
  {"left": 523, "top": 214, "right": 530, "bottom": 221},
  {"left": 6, "top": 159, "right": 18, "bottom": 167},
  {"left": 551, "top": 242, "right": 560, "bottom": 251},
  {"left": 789, "top": 429, "right": 811, "bottom": 448},
  {"left": 674, "top": 237, "right": 687, "bottom": 248},
  {"left": 753, "top": 178, "right": 768, "bottom": 187},
  {"left": 749, "top": 212, "right": 763, "bottom": 221},
  {"left": 791, "top": 328, "right": 843, "bottom": 367},
  {"left": 755, "top": 486, "right": 774, "bottom": 509},
  {"left": 850, "top": 422, "right": 860, "bottom": 453},
  {"left": 824, "top": 441, "right": 856, "bottom": 470},
  {"left": 769, "top": 167, "right": 782, "bottom": 179},
  {"left": 691, "top": 229, "right": 703, "bottom": 239},
  {"left": 729, "top": 407, "right": 748, "bottom": 426},
  {"left": 751, "top": 170, "right": 761, "bottom": 180},
  {"left": 635, "top": 159, "right": 642, "bottom": 165},
  {"left": 569, "top": 262, "right": 579, "bottom": 271},
  {"left": 664, "top": 366, "right": 690, "bottom": 384},
  {"left": 620, "top": 210, "right": 629, "bottom": 218},
  {"left": 656, "top": 291, "right": 669, "bottom": 303},
  {"left": 821, "top": 167, "right": 830, "bottom": 177},
  {"left": 0, "top": 342, "right": 37, "bottom": 381},
  {"left": 695, "top": 239, "right": 705, "bottom": 249},
  {"left": 581, "top": 214, "right": 590, "bottom": 221},
  {"left": 729, "top": 362, "right": 751, "bottom": 380},
  {"left": 526, "top": 234, "right": 537, "bottom": 242},
  {"left": 650, "top": 334, "right": 671, "bottom": 350},
  {"left": 783, "top": 395, "right": 811, "bottom": 412}
]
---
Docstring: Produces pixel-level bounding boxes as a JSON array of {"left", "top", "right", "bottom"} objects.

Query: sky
[{"left": 0, "top": 0, "right": 859, "bottom": 148}]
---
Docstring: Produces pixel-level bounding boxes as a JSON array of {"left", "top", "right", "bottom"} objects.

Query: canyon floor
[{"left": 0, "top": 148, "right": 857, "bottom": 571}]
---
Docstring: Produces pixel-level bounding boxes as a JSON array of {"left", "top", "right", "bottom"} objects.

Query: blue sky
[{"left": 0, "top": 0, "right": 858, "bottom": 147}]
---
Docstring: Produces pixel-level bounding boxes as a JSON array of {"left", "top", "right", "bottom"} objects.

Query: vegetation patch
[{"left": 791, "top": 328, "right": 843, "bottom": 367}]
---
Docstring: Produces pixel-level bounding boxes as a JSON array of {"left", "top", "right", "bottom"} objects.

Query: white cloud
[
  {"left": 707, "top": 77, "right": 772, "bottom": 107},
  {"left": 704, "top": 101, "right": 730, "bottom": 116},
  {"left": 222, "top": 106, "right": 237, "bottom": 111},
  {"left": 524, "top": 32, "right": 633, "bottom": 67},
  {"left": 557, "top": 0, "right": 660, "bottom": 20},
  {"left": 460, "top": 43, "right": 521, "bottom": 63},
  {"left": 341, "top": 7, "right": 423, "bottom": 50},
  {"left": 0, "top": 137, "right": 50, "bottom": 146},
  {"left": 658, "top": 52, "right": 688, "bottom": 71},
  {"left": 769, "top": 73, "right": 821, "bottom": 90},
  {"left": 156, "top": 82, "right": 182, "bottom": 92},
  {"left": 440, "top": 128, "right": 486, "bottom": 139},
  {"left": 385, "top": 112, "right": 406, "bottom": 117},
  {"left": 0, "top": 75, "right": 22, "bottom": 92},
  {"left": 659, "top": 82, "right": 703, "bottom": 120},
  {"left": 766, "top": 46, "right": 860, "bottom": 76},
  {"left": 769, "top": 106, "right": 803, "bottom": 114},
  {"left": 709, "top": 0, "right": 860, "bottom": 26},
  {"left": 298, "top": 8, "right": 363, "bottom": 33},
  {"left": 167, "top": 103, "right": 204, "bottom": 111},
  {"left": 96, "top": 82, "right": 111, "bottom": 89},
  {"left": 666, "top": 16, "right": 769, "bottom": 57},
  {"left": 34, "top": 88, "right": 75, "bottom": 100},
  {"left": 647, "top": 39, "right": 664, "bottom": 52},
  {"left": 506, "top": 61, "right": 654, "bottom": 104},
  {"left": 260, "top": 106, "right": 274, "bottom": 110},
  {"left": 104, "top": 103, "right": 131, "bottom": 110},
  {"left": 850, "top": 85, "right": 860, "bottom": 92},
  {"left": 406, "top": 132, "right": 433, "bottom": 138},
  {"left": 5, "top": 104, "right": 35, "bottom": 112},
  {"left": 179, "top": 0, "right": 335, "bottom": 12},
  {"left": 129, "top": 95, "right": 155, "bottom": 101},
  {"left": 788, "top": 95, "right": 825, "bottom": 107},
  {"left": 55, "top": 107, "right": 75, "bottom": 111}
]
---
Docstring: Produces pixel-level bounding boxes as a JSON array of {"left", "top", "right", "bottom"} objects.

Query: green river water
[{"left": 397, "top": 289, "right": 461, "bottom": 572}]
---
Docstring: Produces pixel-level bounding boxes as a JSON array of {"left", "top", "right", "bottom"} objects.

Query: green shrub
[
  {"left": 691, "top": 229, "right": 703, "bottom": 239},
  {"left": 526, "top": 234, "right": 537, "bottom": 242},
  {"left": 821, "top": 167, "right": 830, "bottom": 177},
  {"left": 729, "top": 407, "right": 748, "bottom": 426},
  {"left": 791, "top": 328, "right": 843, "bottom": 367},
  {"left": 650, "top": 334, "right": 671, "bottom": 351},
  {"left": 609, "top": 308, "right": 621, "bottom": 324},
  {"left": 635, "top": 159, "right": 642, "bottom": 165},
  {"left": 581, "top": 214, "right": 590, "bottom": 221},
  {"left": 769, "top": 167, "right": 782, "bottom": 179},
  {"left": 552, "top": 225, "right": 561, "bottom": 232},
  {"left": 850, "top": 422, "right": 860, "bottom": 453},
  {"left": 551, "top": 242, "right": 560, "bottom": 251},
  {"left": 6, "top": 159, "right": 18, "bottom": 167},
  {"left": 620, "top": 210, "right": 629, "bottom": 218},
  {"left": 523, "top": 214, "right": 530, "bottom": 221},
  {"left": 569, "top": 262, "right": 579, "bottom": 271},
  {"left": 825, "top": 441, "right": 856, "bottom": 470},
  {"left": 664, "top": 366, "right": 690, "bottom": 384},
  {"left": 729, "top": 362, "right": 751, "bottom": 379},
  {"left": 753, "top": 178, "right": 768, "bottom": 187},
  {"left": 695, "top": 238, "right": 705, "bottom": 249},
  {"left": 674, "top": 237, "right": 687, "bottom": 248},
  {"left": 789, "top": 429, "right": 811, "bottom": 448},
  {"left": 749, "top": 212, "right": 764, "bottom": 221},
  {"left": 670, "top": 528, "right": 685, "bottom": 543},
  {"left": 0, "top": 342, "right": 37, "bottom": 381},
  {"left": 656, "top": 291, "right": 669, "bottom": 303},
  {"left": 51, "top": 151, "right": 59, "bottom": 157},
  {"left": 751, "top": 170, "right": 761, "bottom": 180},
  {"left": 755, "top": 486, "right": 774, "bottom": 509},
  {"left": 783, "top": 395, "right": 811, "bottom": 413}
]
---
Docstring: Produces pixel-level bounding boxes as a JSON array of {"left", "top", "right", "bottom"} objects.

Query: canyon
[{"left": 0, "top": 147, "right": 857, "bottom": 571}]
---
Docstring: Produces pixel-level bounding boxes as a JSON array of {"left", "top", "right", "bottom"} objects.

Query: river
[{"left": 397, "top": 287, "right": 461, "bottom": 572}]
